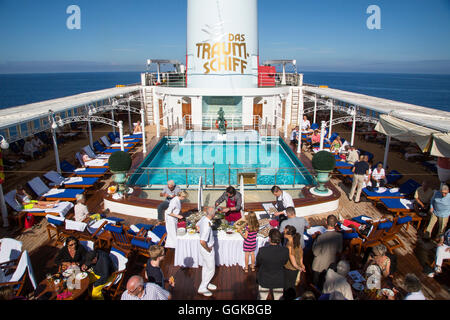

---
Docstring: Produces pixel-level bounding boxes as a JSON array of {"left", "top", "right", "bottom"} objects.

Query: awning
[
  {"left": 375, "top": 114, "right": 436, "bottom": 152},
  {"left": 430, "top": 132, "right": 450, "bottom": 158}
]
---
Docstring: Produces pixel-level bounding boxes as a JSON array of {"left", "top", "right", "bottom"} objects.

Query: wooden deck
[{"left": 1, "top": 123, "right": 449, "bottom": 300}]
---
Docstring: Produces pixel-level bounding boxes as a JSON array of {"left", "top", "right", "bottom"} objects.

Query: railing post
[
  {"left": 147, "top": 169, "right": 150, "bottom": 187},
  {"left": 228, "top": 163, "right": 231, "bottom": 186},
  {"left": 274, "top": 170, "right": 277, "bottom": 185},
  {"left": 293, "top": 168, "right": 296, "bottom": 187},
  {"left": 213, "top": 162, "right": 215, "bottom": 187},
  {"left": 166, "top": 168, "right": 169, "bottom": 182},
  {"left": 185, "top": 169, "right": 188, "bottom": 186},
  {"left": 204, "top": 169, "right": 207, "bottom": 187}
]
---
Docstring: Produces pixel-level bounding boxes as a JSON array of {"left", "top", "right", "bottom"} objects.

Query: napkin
[{"left": 57, "top": 291, "right": 73, "bottom": 300}]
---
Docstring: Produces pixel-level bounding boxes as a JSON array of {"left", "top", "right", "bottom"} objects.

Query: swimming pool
[{"left": 128, "top": 134, "right": 316, "bottom": 187}]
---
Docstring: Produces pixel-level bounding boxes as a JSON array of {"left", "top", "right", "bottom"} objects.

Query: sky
[{"left": 0, "top": 0, "right": 449, "bottom": 74}]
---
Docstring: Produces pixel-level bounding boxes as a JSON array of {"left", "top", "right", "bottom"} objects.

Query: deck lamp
[{"left": 0, "top": 135, "right": 9, "bottom": 149}]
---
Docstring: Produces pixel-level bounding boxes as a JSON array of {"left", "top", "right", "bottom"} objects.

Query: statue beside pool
[{"left": 217, "top": 107, "right": 227, "bottom": 136}]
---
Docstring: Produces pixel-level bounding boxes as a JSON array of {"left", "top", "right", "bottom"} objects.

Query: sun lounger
[
  {"left": 44, "top": 170, "right": 99, "bottom": 188},
  {"left": 75, "top": 152, "right": 109, "bottom": 169},
  {"left": 61, "top": 160, "right": 107, "bottom": 177},
  {"left": 337, "top": 168, "right": 354, "bottom": 177},
  {"left": 123, "top": 133, "right": 143, "bottom": 140},
  {"left": 379, "top": 198, "right": 414, "bottom": 216},
  {"left": 362, "top": 179, "right": 420, "bottom": 202},
  {"left": 27, "top": 177, "right": 84, "bottom": 202},
  {"left": 335, "top": 161, "right": 353, "bottom": 169},
  {"left": 5, "top": 189, "right": 73, "bottom": 217},
  {"left": 0, "top": 250, "right": 37, "bottom": 296}
]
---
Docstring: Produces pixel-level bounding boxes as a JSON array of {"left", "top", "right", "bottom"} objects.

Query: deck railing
[
  {"left": 137, "top": 165, "right": 312, "bottom": 188},
  {"left": 142, "top": 72, "right": 300, "bottom": 88}
]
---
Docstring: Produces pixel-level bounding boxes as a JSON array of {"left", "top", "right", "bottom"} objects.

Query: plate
[
  {"left": 76, "top": 272, "right": 88, "bottom": 280},
  {"left": 380, "top": 288, "right": 394, "bottom": 297},
  {"left": 352, "top": 282, "right": 364, "bottom": 291},
  {"left": 62, "top": 270, "right": 72, "bottom": 277}
]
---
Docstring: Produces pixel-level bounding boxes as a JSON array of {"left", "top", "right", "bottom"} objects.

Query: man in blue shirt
[{"left": 424, "top": 184, "right": 450, "bottom": 239}]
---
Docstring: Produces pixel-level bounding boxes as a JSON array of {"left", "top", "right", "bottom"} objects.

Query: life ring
[{"left": 215, "top": 120, "right": 227, "bottom": 129}]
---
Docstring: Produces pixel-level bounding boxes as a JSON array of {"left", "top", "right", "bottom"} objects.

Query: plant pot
[
  {"left": 112, "top": 172, "right": 128, "bottom": 194},
  {"left": 315, "top": 170, "right": 331, "bottom": 193}
]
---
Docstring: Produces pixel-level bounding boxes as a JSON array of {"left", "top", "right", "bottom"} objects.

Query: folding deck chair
[
  {"left": 27, "top": 177, "right": 84, "bottom": 202},
  {"left": 378, "top": 198, "right": 422, "bottom": 230},
  {"left": 381, "top": 216, "right": 412, "bottom": 254},
  {"left": 0, "top": 250, "right": 37, "bottom": 297},
  {"left": 102, "top": 247, "right": 128, "bottom": 299}
]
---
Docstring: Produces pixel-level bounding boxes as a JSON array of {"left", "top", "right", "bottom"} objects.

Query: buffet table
[{"left": 174, "top": 230, "right": 268, "bottom": 268}]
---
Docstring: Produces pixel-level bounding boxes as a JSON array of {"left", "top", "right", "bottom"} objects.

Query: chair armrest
[
  {"left": 91, "top": 220, "right": 109, "bottom": 237},
  {"left": 136, "top": 227, "right": 147, "bottom": 238}
]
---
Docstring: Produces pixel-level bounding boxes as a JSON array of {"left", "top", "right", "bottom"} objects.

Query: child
[{"left": 239, "top": 212, "right": 259, "bottom": 273}]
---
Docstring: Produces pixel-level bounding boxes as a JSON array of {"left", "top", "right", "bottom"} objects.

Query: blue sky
[{"left": 0, "top": 0, "right": 449, "bottom": 74}]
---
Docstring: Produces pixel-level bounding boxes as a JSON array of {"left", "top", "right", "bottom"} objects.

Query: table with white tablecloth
[{"left": 174, "top": 230, "right": 269, "bottom": 268}]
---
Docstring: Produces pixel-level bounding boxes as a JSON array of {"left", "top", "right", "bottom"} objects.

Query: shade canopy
[{"left": 375, "top": 114, "right": 450, "bottom": 157}]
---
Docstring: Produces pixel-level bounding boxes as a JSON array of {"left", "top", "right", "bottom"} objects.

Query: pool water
[{"left": 128, "top": 137, "right": 316, "bottom": 187}]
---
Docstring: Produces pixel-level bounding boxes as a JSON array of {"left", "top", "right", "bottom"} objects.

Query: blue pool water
[{"left": 128, "top": 137, "right": 316, "bottom": 187}]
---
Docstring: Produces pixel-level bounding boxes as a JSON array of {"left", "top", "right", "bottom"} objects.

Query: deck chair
[
  {"left": 0, "top": 250, "right": 37, "bottom": 297},
  {"left": 27, "top": 177, "right": 84, "bottom": 201},
  {"left": 45, "top": 214, "right": 66, "bottom": 243},
  {"left": 381, "top": 216, "right": 412, "bottom": 254},
  {"left": 103, "top": 224, "right": 134, "bottom": 256},
  {"left": 337, "top": 168, "right": 353, "bottom": 178},
  {"left": 0, "top": 238, "right": 23, "bottom": 266},
  {"left": 385, "top": 170, "right": 403, "bottom": 186},
  {"left": 44, "top": 170, "right": 99, "bottom": 189},
  {"left": 63, "top": 219, "right": 111, "bottom": 249},
  {"left": 149, "top": 225, "right": 167, "bottom": 246},
  {"left": 355, "top": 221, "right": 386, "bottom": 256},
  {"left": 362, "top": 179, "right": 421, "bottom": 202},
  {"left": 5, "top": 190, "right": 74, "bottom": 218},
  {"left": 102, "top": 247, "right": 128, "bottom": 299},
  {"left": 108, "top": 132, "right": 120, "bottom": 143},
  {"left": 76, "top": 152, "right": 108, "bottom": 169},
  {"left": 123, "top": 133, "right": 143, "bottom": 140},
  {"left": 378, "top": 198, "right": 423, "bottom": 230},
  {"left": 335, "top": 161, "right": 353, "bottom": 169},
  {"left": 95, "top": 140, "right": 132, "bottom": 154},
  {"left": 79, "top": 240, "right": 95, "bottom": 252},
  {"left": 61, "top": 160, "right": 108, "bottom": 177},
  {"left": 100, "top": 136, "right": 112, "bottom": 148}
]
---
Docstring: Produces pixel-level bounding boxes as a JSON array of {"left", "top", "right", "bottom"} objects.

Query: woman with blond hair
[
  {"left": 164, "top": 191, "right": 188, "bottom": 249},
  {"left": 238, "top": 212, "right": 259, "bottom": 272}
]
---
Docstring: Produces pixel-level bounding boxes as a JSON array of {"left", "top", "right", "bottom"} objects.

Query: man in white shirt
[
  {"left": 271, "top": 186, "right": 294, "bottom": 223},
  {"left": 301, "top": 116, "right": 312, "bottom": 133},
  {"left": 121, "top": 275, "right": 171, "bottom": 300},
  {"left": 197, "top": 207, "right": 217, "bottom": 297}
]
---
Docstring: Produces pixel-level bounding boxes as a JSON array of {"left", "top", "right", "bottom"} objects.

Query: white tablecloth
[{"left": 174, "top": 230, "right": 268, "bottom": 268}]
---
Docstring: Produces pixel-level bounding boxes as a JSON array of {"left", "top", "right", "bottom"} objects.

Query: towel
[
  {"left": 130, "top": 225, "right": 141, "bottom": 233},
  {"left": 375, "top": 187, "right": 387, "bottom": 193},
  {"left": 306, "top": 226, "right": 327, "bottom": 235},
  {"left": 147, "top": 231, "right": 161, "bottom": 243},
  {"left": 74, "top": 168, "right": 86, "bottom": 172},
  {"left": 48, "top": 202, "right": 74, "bottom": 217},
  {"left": 65, "top": 220, "right": 87, "bottom": 232},
  {"left": 63, "top": 177, "right": 83, "bottom": 184},
  {"left": 84, "top": 159, "right": 107, "bottom": 167},
  {"left": 400, "top": 198, "right": 414, "bottom": 209},
  {"left": 42, "top": 189, "right": 65, "bottom": 197},
  {"left": 0, "top": 238, "right": 22, "bottom": 264},
  {"left": 389, "top": 188, "right": 399, "bottom": 193},
  {"left": 9, "top": 250, "right": 37, "bottom": 289}
]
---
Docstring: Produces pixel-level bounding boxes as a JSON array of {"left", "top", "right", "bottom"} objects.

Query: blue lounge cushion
[
  {"left": 380, "top": 198, "right": 404, "bottom": 209},
  {"left": 105, "top": 224, "right": 123, "bottom": 234},
  {"left": 44, "top": 188, "right": 84, "bottom": 200},
  {"left": 135, "top": 223, "right": 154, "bottom": 231},
  {"left": 65, "top": 177, "right": 98, "bottom": 186},
  {"left": 107, "top": 216, "right": 125, "bottom": 223},
  {"left": 378, "top": 221, "right": 393, "bottom": 230},
  {"left": 343, "top": 232, "right": 359, "bottom": 240},
  {"left": 397, "top": 216, "right": 412, "bottom": 224},
  {"left": 131, "top": 238, "right": 151, "bottom": 249},
  {"left": 335, "top": 161, "right": 353, "bottom": 168},
  {"left": 47, "top": 217, "right": 64, "bottom": 226},
  {"left": 337, "top": 168, "right": 353, "bottom": 176},
  {"left": 152, "top": 225, "right": 167, "bottom": 239},
  {"left": 352, "top": 215, "right": 373, "bottom": 225},
  {"left": 110, "top": 246, "right": 127, "bottom": 258}
]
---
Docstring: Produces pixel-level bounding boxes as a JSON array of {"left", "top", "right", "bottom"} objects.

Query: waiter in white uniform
[
  {"left": 164, "top": 191, "right": 188, "bottom": 249},
  {"left": 271, "top": 186, "right": 294, "bottom": 223},
  {"left": 197, "top": 207, "right": 217, "bottom": 297}
]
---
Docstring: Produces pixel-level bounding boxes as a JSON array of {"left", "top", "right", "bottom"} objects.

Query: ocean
[{"left": 0, "top": 71, "right": 449, "bottom": 112}]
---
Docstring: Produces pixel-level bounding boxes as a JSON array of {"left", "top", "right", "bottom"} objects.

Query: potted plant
[
  {"left": 311, "top": 150, "right": 336, "bottom": 195},
  {"left": 108, "top": 151, "right": 132, "bottom": 195}
]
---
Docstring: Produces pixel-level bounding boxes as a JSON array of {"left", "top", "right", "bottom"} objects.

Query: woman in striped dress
[{"left": 239, "top": 212, "right": 259, "bottom": 273}]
